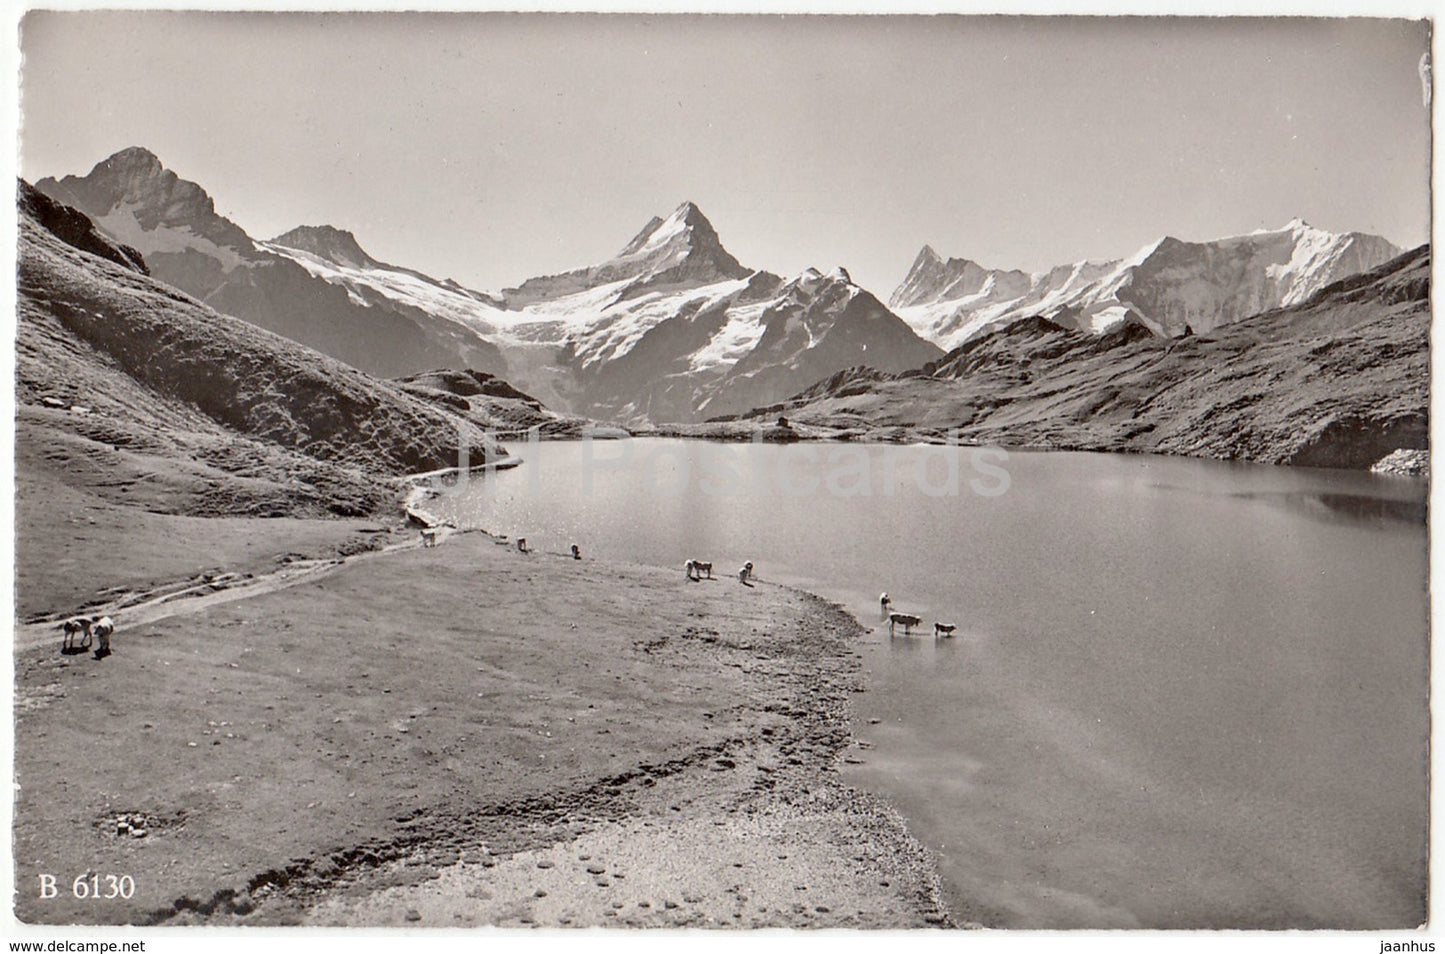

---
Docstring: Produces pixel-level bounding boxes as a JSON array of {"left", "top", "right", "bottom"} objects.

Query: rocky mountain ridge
[
  {"left": 892, "top": 220, "right": 1403, "bottom": 348},
  {"left": 36, "top": 149, "right": 507, "bottom": 378},
  {"left": 37, "top": 149, "right": 944, "bottom": 424}
]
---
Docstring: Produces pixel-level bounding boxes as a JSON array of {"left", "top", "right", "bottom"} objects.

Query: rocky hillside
[
  {"left": 16, "top": 179, "right": 519, "bottom": 519},
  {"left": 741, "top": 244, "right": 1429, "bottom": 470},
  {"left": 893, "top": 221, "right": 1402, "bottom": 349},
  {"left": 392, "top": 368, "right": 605, "bottom": 438},
  {"left": 17, "top": 177, "right": 151, "bottom": 275}
]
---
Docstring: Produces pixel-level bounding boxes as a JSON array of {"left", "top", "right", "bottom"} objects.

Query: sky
[{"left": 16, "top": 11, "right": 1432, "bottom": 297}]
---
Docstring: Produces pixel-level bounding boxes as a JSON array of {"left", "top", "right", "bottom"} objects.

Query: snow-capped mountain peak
[
  {"left": 33, "top": 148, "right": 509, "bottom": 377},
  {"left": 498, "top": 231, "right": 938, "bottom": 423},
  {"left": 778, "top": 266, "right": 860, "bottom": 310},
  {"left": 34, "top": 146, "right": 256, "bottom": 261},
  {"left": 505, "top": 201, "right": 752, "bottom": 304},
  {"left": 889, "top": 245, "right": 1028, "bottom": 313},
  {"left": 605, "top": 200, "right": 746, "bottom": 283},
  {"left": 616, "top": 201, "right": 711, "bottom": 257}
]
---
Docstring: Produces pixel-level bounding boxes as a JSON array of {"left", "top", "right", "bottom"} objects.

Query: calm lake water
[{"left": 430, "top": 438, "right": 1429, "bottom": 929}]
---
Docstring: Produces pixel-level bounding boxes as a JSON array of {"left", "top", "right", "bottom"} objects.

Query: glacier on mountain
[{"left": 891, "top": 221, "right": 1403, "bottom": 349}]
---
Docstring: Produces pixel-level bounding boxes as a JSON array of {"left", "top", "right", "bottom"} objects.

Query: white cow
[{"left": 90, "top": 615, "right": 115, "bottom": 654}]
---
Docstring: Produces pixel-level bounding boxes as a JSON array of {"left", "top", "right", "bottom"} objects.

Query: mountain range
[
  {"left": 736, "top": 244, "right": 1428, "bottom": 470},
  {"left": 31, "top": 147, "right": 1423, "bottom": 462},
  {"left": 36, "top": 150, "right": 943, "bottom": 424},
  {"left": 890, "top": 222, "right": 1402, "bottom": 349}
]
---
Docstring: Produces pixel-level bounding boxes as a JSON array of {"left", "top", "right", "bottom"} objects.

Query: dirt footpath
[{"left": 13, "top": 528, "right": 951, "bottom": 928}]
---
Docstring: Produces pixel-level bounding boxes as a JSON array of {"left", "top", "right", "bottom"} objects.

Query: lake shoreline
[
  {"left": 629, "top": 420, "right": 1430, "bottom": 477},
  {"left": 13, "top": 482, "right": 957, "bottom": 928},
  {"left": 438, "top": 437, "right": 1428, "bottom": 929}
]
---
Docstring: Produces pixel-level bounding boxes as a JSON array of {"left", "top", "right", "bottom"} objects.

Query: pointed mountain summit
[
  {"left": 269, "top": 225, "right": 386, "bottom": 271},
  {"left": 505, "top": 201, "right": 754, "bottom": 304},
  {"left": 889, "top": 244, "right": 947, "bottom": 309},
  {"left": 607, "top": 200, "right": 749, "bottom": 284},
  {"left": 35, "top": 147, "right": 255, "bottom": 256},
  {"left": 617, "top": 201, "right": 707, "bottom": 255},
  {"left": 890, "top": 245, "right": 1030, "bottom": 311},
  {"left": 35, "top": 147, "right": 507, "bottom": 378}
]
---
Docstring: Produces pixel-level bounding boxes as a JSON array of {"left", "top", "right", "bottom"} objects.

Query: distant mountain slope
[
  {"left": 35, "top": 148, "right": 505, "bottom": 378},
  {"left": 747, "top": 245, "right": 1429, "bottom": 470},
  {"left": 893, "top": 221, "right": 1402, "bottom": 349},
  {"left": 46, "top": 149, "right": 1406, "bottom": 439},
  {"left": 391, "top": 368, "right": 602, "bottom": 438},
  {"left": 698, "top": 266, "right": 943, "bottom": 420},
  {"left": 16, "top": 179, "right": 520, "bottom": 520}
]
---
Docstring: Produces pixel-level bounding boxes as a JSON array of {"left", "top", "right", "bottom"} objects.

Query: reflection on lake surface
[
  {"left": 431, "top": 439, "right": 1429, "bottom": 929},
  {"left": 1256, "top": 490, "right": 1426, "bottom": 525}
]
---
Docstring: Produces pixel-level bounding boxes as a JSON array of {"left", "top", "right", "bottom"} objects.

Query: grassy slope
[
  {"left": 14, "top": 535, "right": 945, "bottom": 928},
  {"left": 732, "top": 246, "right": 1429, "bottom": 469}
]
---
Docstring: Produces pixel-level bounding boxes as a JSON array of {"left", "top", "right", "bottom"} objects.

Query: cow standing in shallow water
[{"left": 888, "top": 612, "right": 922, "bottom": 636}]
